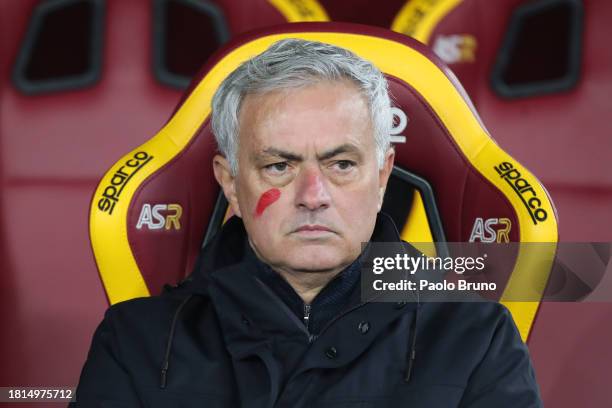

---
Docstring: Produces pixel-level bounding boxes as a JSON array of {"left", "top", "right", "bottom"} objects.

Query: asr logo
[
  {"left": 432, "top": 34, "right": 477, "bottom": 64},
  {"left": 136, "top": 204, "right": 182, "bottom": 230},
  {"left": 390, "top": 107, "right": 409, "bottom": 144},
  {"left": 469, "top": 217, "right": 512, "bottom": 243}
]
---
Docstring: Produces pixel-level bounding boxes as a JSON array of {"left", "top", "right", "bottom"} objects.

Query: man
[{"left": 72, "top": 39, "right": 542, "bottom": 407}]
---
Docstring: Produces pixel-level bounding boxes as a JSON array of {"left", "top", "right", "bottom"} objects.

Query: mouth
[{"left": 293, "top": 225, "right": 335, "bottom": 236}]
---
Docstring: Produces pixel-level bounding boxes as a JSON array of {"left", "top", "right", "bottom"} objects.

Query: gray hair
[{"left": 211, "top": 38, "right": 392, "bottom": 176}]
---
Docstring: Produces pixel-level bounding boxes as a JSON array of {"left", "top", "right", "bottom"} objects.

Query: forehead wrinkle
[
  {"left": 244, "top": 80, "right": 367, "bottom": 130},
  {"left": 238, "top": 90, "right": 291, "bottom": 149},
  {"left": 239, "top": 81, "right": 374, "bottom": 164}
]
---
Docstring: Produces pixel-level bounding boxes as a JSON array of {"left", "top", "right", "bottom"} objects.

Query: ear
[
  {"left": 212, "top": 154, "right": 242, "bottom": 218},
  {"left": 377, "top": 147, "right": 395, "bottom": 212}
]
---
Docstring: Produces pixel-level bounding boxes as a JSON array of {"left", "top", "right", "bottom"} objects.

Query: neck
[
  {"left": 272, "top": 266, "right": 346, "bottom": 304},
  {"left": 247, "top": 240, "right": 351, "bottom": 304}
]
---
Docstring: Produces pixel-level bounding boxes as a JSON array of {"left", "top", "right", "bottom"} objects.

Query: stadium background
[{"left": 1, "top": 0, "right": 610, "bottom": 406}]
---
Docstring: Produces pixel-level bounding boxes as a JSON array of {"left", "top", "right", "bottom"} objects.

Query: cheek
[
  {"left": 255, "top": 188, "right": 281, "bottom": 217},
  {"left": 338, "top": 187, "right": 379, "bottom": 218}
]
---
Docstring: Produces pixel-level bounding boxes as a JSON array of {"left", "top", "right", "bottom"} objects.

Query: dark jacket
[{"left": 72, "top": 213, "right": 542, "bottom": 407}]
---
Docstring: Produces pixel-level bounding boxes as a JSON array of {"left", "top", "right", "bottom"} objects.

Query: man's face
[{"left": 214, "top": 80, "right": 394, "bottom": 275}]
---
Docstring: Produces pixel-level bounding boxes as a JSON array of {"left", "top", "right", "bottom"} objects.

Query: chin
[{"left": 285, "top": 247, "right": 347, "bottom": 272}]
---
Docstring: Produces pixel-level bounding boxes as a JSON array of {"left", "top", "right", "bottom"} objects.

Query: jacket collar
[{"left": 189, "top": 210, "right": 419, "bottom": 343}]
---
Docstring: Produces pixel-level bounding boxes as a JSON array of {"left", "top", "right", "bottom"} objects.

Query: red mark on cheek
[{"left": 255, "top": 188, "right": 281, "bottom": 217}]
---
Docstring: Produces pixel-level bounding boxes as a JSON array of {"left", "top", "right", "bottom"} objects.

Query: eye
[
  {"left": 333, "top": 160, "right": 356, "bottom": 171},
  {"left": 264, "top": 162, "right": 289, "bottom": 175}
]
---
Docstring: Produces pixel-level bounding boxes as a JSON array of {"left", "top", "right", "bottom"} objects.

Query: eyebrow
[
  {"left": 318, "top": 144, "right": 362, "bottom": 161},
  {"left": 258, "top": 147, "right": 302, "bottom": 162},
  {"left": 258, "top": 143, "right": 362, "bottom": 162}
]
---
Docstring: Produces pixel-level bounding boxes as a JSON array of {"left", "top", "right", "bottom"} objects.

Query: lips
[{"left": 295, "top": 225, "right": 333, "bottom": 233}]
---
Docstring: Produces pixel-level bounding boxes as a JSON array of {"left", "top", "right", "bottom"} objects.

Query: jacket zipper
[
  {"left": 301, "top": 267, "right": 378, "bottom": 344},
  {"left": 303, "top": 304, "right": 317, "bottom": 343},
  {"left": 303, "top": 304, "right": 311, "bottom": 330},
  {"left": 300, "top": 261, "right": 356, "bottom": 339}
]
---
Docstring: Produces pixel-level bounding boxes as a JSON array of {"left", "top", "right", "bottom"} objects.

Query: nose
[{"left": 294, "top": 166, "right": 331, "bottom": 211}]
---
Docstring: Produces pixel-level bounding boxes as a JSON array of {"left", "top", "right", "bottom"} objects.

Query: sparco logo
[
  {"left": 97, "top": 151, "right": 153, "bottom": 215},
  {"left": 136, "top": 204, "right": 182, "bottom": 230},
  {"left": 494, "top": 162, "right": 548, "bottom": 225},
  {"left": 469, "top": 218, "right": 511, "bottom": 243}
]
